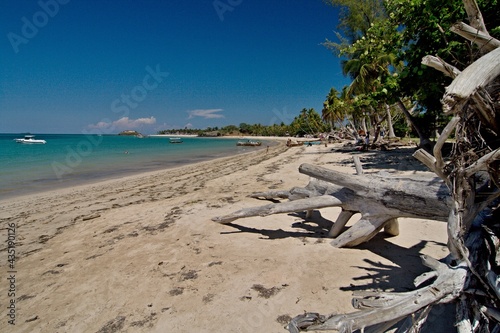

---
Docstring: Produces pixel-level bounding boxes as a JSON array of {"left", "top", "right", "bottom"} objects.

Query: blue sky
[{"left": 1, "top": 0, "right": 350, "bottom": 134}]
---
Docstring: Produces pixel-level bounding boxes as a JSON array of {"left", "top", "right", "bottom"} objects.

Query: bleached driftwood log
[{"left": 213, "top": 164, "right": 450, "bottom": 247}]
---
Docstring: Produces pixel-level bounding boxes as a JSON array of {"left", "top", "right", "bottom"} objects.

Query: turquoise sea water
[{"left": 0, "top": 133, "right": 258, "bottom": 199}]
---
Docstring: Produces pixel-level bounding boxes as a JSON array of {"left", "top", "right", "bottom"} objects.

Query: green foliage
[
  {"left": 324, "top": 0, "right": 387, "bottom": 42},
  {"left": 239, "top": 123, "right": 252, "bottom": 134},
  {"left": 392, "top": 116, "right": 410, "bottom": 137},
  {"left": 385, "top": 0, "right": 500, "bottom": 115},
  {"left": 323, "top": 0, "right": 499, "bottom": 144},
  {"left": 327, "top": 14, "right": 404, "bottom": 137},
  {"left": 289, "top": 108, "right": 328, "bottom": 136},
  {"left": 322, "top": 88, "right": 347, "bottom": 129},
  {"left": 220, "top": 124, "right": 239, "bottom": 135},
  {"left": 158, "top": 109, "right": 329, "bottom": 137}
]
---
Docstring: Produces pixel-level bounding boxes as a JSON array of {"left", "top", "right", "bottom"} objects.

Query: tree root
[{"left": 286, "top": 256, "right": 468, "bottom": 332}]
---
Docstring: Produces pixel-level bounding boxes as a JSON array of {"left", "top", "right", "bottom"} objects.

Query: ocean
[{"left": 0, "top": 133, "right": 260, "bottom": 199}]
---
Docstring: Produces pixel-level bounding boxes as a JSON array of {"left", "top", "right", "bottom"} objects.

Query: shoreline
[
  {"left": 0, "top": 142, "right": 282, "bottom": 204},
  {"left": 0, "top": 144, "right": 451, "bottom": 332},
  {"left": 0, "top": 137, "right": 281, "bottom": 201}
]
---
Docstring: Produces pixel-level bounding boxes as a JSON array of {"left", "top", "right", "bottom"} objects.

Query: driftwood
[
  {"left": 213, "top": 0, "right": 500, "bottom": 331},
  {"left": 213, "top": 164, "right": 450, "bottom": 247}
]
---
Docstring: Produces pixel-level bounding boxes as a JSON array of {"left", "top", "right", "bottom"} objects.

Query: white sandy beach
[{"left": 0, "top": 142, "right": 452, "bottom": 332}]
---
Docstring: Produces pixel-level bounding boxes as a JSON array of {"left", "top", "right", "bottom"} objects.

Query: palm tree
[
  {"left": 341, "top": 30, "right": 402, "bottom": 142},
  {"left": 342, "top": 52, "right": 398, "bottom": 95},
  {"left": 322, "top": 88, "right": 346, "bottom": 131}
]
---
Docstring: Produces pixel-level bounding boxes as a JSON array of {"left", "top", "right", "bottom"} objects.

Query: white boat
[
  {"left": 169, "top": 137, "right": 183, "bottom": 143},
  {"left": 237, "top": 140, "right": 262, "bottom": 147},
  {"left": 14, "top": 135, "right": 46, "bottom": 144}
]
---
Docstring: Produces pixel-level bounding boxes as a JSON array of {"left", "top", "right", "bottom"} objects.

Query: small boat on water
[
  {"left": 169, "top": 138, "right": 183, "bottom": 143},
  {"left": 237, "top": 140, "right": 262, "bottom": 147},
  {"left": 303, "top": 140, "right": 322, "bottom": 146},
  {"left": 14, "top": 135, "right": 46, "bottom": 144}
]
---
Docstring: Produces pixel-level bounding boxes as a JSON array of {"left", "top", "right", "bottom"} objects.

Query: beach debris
[
  {"left": 208, "top": 261, "right": 223, "bottom": 267},
  {"left": 276, "top": 314, "right": 293, "bottom": 325},
  {"left": 169, "top": 287, "right": 184, "bottom": 296},
  {"left": 251, "top": 284, "right": 283, "bottom": 299},
  {"left": 180, "top": 269, "right": 198, "bottom": 281},
  {"left": 82, "top": 213, "right": 101, "bottom": 221},
  {"left": 96, "top": 316, "right": 126, "bottom": 333},
  {"left": 25, "top": 315, "right": 39, "bottom": 322}
]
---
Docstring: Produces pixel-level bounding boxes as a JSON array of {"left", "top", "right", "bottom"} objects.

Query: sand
[{"left": 0, "top": 142, "right": 452, "bottom": 333}]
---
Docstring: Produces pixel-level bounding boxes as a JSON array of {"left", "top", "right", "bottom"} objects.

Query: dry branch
[
  {"left": 285, "top": 0, "right": 500, "bottom": 330},
  {"left": 421, "top": 55, "right": 461, "bottom": 78},
  {"left": 462, "top": 0, "right": 488, "bottom": 33},
  {"left": 450, "top": 22, "right": 500, "bottom": 53},
  {"left": 413, "top": 116, "right": 461, "bottom": 182}
]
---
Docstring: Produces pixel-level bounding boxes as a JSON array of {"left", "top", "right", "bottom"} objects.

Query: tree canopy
[{"left": 323, "top": 0, "right": 500, "bottom": 145}]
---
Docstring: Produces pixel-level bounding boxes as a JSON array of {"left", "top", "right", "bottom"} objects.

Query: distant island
[{"left": 118, "top": 130, "right": 145, "bottom": 138}]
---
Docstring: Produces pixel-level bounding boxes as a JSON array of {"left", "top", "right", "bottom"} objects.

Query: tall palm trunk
[
  {"left": 361, "top": 115, "right": 368, "bottom": 134},
  {"left": 385, "top": 104, "right": 396, "bottom": 138}
]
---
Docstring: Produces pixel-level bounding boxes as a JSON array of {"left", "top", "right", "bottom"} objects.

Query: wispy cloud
[
  {"left": 187, "top": 109, "right": 224, "bottom": 119},
  {"left": 88, "top": 116, "right": 156, "bottom": 131}
]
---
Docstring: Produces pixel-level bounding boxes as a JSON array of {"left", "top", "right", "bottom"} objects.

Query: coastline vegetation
[{"left": 157, "top": 107, "right": 413, "bottom": 138}]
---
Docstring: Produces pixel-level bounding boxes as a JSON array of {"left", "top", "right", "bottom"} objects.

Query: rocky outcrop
[{"left": 118, "top": 130, "right": 142, "bottom": 137}]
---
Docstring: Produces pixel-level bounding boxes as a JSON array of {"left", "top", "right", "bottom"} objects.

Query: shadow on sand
[{"left": 220, "top": 210, "right": 454, "bottom": 332}]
